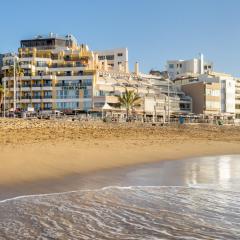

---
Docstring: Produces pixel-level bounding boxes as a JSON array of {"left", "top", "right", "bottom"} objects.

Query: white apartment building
[
  {"left": 167, "top": 54, "right": 213, "bottom": 80},
  {"left": 95, "top": 48, "right": 129, "bottom": 73},
  {"left": 93, "top": 67, "right": 192, "bottom": 119}
]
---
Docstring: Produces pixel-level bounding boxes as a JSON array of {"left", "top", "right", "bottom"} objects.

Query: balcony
[
  {"left": 43, "top": 83, "right": 52, "bottom": 87},
  {"left": 22, "top": 96, "right": 32, "bottom": 100},
  {"left": 32, "top": 96, "right": 42, "bottom": 99},
  {"left": 43, "top": 96, "right": 52, "bottom": 99}
]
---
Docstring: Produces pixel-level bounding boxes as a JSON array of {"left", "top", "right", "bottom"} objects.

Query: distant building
[
  {"left": 95, "top": 48, "right": 129, "bottom": 73},
  {"left": 174, "top": 72, "right": 236, "bottom": 118},
  {"left": 181, "top": 81, "right": 221, "bottom": 116},
  {"left": 20, "top": 33, "right": 78, "bottom": 50},
  {"left": 167, "top": 54, "right": 213, "bottom": 80}
]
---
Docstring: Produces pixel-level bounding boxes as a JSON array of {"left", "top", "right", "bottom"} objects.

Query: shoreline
[
  {"left": 0, "top": 119, "right": 240, "bottom": 200},
  {"left": 1, "top": 152, "right": 240, "bottom": 202},
  {"left": 0, "top": 139, "right": 240, "bottom": 201}
]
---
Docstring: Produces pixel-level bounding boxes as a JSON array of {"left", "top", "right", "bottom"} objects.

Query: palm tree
[{"left": 118, "top": 89, "right": 141, "bottom": 121}]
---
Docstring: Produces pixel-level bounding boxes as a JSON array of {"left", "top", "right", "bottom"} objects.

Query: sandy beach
[{"left": 0, "top": 118, "right": 240, "bottom": 192}]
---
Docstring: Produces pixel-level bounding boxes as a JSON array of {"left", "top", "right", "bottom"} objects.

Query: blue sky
[{"left": 0, "top": 0, "right": 239, "bottom": 76}]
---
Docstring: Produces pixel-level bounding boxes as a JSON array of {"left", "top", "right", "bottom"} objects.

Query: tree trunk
[
  {"left": 0, "top": 95, "right": 3, "bottom": 113},
  {"left": 126, "top": 108, "right": 129, "bottom": 122}
]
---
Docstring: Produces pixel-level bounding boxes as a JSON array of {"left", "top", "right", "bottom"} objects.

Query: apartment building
[
  {"left": 236, "top": 78, "right": 240, "bottom": 119},
  {"left": 2, "top": 34, "right": 95, "bottom": 112},
  {"left": 95, "top": 48, "right": 129, "bottom": 73},
  {"left": 1, "top": 33, "right": 192, "bottom": 119},
  {"left": 174, "top": 72, "right": 235, "bottom": 118},
  {"left": 167, "top": 54, "right": 213, "bottom": 80},
  {"left": 93, "top": 63, "right": 192, "bottom": 119},
  {"left": 181, "top": 81, "right": 221, "bottom": 115}
]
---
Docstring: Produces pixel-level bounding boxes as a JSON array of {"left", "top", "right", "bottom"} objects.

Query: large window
[
  {"left": 84, "top": 89, "right": 92, "bottom": 98},
  {"left": 56, "top": 102, "right": 79, "bottom": 109},
  {"left": 169, "top": 64, "right": 174, "bottom": 69},
  {"left": 56, "top": 89, "right": 79, "bottom": 99},
  {"left": 83, "top": 79, "right": 92, "bottom": 86}
]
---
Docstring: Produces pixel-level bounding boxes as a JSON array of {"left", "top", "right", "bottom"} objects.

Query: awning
[{"left": 102, "top": 102, "right": 113, "bottom": 110}]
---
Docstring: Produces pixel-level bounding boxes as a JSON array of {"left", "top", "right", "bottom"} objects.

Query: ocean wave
[
  {"left": 1, "top": 186, "right": 240, "bottom": 239},
  {"left": 1, "top": 184, "right": 238, "bottom": 204}
]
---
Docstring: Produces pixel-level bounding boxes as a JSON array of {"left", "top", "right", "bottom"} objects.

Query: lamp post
[
  {"left": 167, "top": 79, "right": 170, "bottom": 123},
  {"left": 13, "top": 55, "right": 17, "bottom": 112},
  {"left": 3, "top": 79, "right": 6, "bottom": 118}
]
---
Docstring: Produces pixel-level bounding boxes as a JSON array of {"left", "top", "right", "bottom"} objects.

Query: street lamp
[
  {"left": 3, "top": 79, "right": 6, "bottom": 118},
  {"left": 13, "top": 55, "right": 17, "bottom": 112},
  {"left": 167, "top": 79, "right": 170, "bottom": 123}
]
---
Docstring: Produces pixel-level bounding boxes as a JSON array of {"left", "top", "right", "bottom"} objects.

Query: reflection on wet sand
[
  {"left": 1, "top": 155, "right": 240, "bottom": 240},
  {"left": 183, "top": 155, "right": 240, "bottom": 189}
]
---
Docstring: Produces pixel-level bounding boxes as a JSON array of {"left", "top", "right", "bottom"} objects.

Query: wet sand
[
  {"left": 0, "top": 119, "right": 240, "bottom": 200},
  {"left": 1, "top": 155, "right": 240, "bottom": 239}
]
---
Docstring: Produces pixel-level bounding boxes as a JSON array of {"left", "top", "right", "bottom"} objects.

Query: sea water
[{"left": 0, "top": 155, "right": 240, "bottom": 240}]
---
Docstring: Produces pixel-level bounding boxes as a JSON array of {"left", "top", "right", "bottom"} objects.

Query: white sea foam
[{"left": 0, "top": 185, "right": 240, "bottom": 240}]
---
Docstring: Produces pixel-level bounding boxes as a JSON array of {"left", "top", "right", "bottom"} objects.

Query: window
[
  {"left": 83, "top": 79, "right": 92, "bottom": 86},
  {"left": 179, "top": 64, "right": 182, "bottom": 68},
  {"left": 84, "top": 89, "right": 92, "bottom": 98},
  {"left": 169, "top": 64, "right": 174, "bottom": 69},
  {"left": 118, "top": 62, "right": 122, "bottom": 65},
  {"left": 83, "top": 101, "right": 92, "bottom": 110},
  {"left": 117, "top": 53, "right": 123, "bottom": 57},
  {"left": 98, "top": 56, "right": 105, "bottom": 60},
  {"left": 106, "top": 55, "right": 114, "bottom": 60},
  {"left": 94, "top": 102, "right": 104, "bottom": 108},
  {"left": 206, "top": 101, "right": 220, "bottom": 109},
  {"left": 206, "top": 89, "right": 220, "bottom": 96}
]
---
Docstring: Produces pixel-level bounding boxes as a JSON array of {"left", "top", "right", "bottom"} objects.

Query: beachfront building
[
  {"left": 93, "top": 62, "right": 192, "bottom": 120},
  {"left": 174, "top": 72, "right": 236, "bottom": 119},
  {"left": 167, "top": 54, "right": 213, "bottom": 80},
  {"left": 95, "top": 48, "right": 129, "bottom": 73},
  {"left": 236, "top": 78, "right": 240, "bottom": 119},
  {"left": 1, "top": 33, "right": 192, "bottom": 119},
  {"left": 2, "top": 33, "right": 96, "bottom": 112}
]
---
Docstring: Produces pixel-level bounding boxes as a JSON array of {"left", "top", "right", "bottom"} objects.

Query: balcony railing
[
  {"left": 22, "top": 96, "right": 32, "bottom": 99},
  {"left": 51, "top": 63, "right": 87, "bottom": 68}
]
